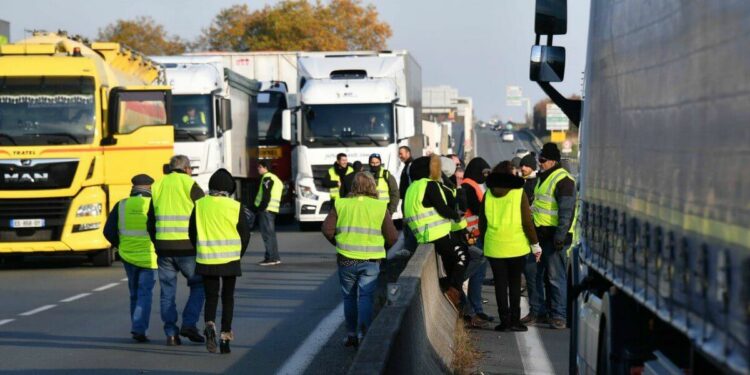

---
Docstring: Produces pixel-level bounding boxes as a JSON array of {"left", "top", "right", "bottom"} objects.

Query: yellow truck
[{"left": 0, "top": 32, "right": 173, "bottom": 265}]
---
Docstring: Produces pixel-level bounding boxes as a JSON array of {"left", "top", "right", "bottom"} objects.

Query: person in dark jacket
[
  {"left": 188, "top": 169, "right": 251, "bottom": 354},
  {"left": 398, "top": 146, "right": 413, "bottom": 209},
  {"left": 519, "top": 152, "right": 538, "bottom": 203},
  {"left": 321, "top": 153, "right": 352, "bottom": 202},
  {"left": 340, "top": 161, "right": 365, "bottom": 199}
]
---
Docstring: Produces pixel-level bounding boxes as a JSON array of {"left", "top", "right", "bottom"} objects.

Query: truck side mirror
[
  {"left": 535, "top": 0, "right": 567, "bottom": 35},
  {"left": 530, "top": 45, "right": 566, "bottom": 82},
  {"left": 281, "top": 109, "right": 292, "bottom": 141},
  {"left": 396, "top": 106, "right": 415, "bottom": 140}
]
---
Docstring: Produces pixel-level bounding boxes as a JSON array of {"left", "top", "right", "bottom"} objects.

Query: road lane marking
[
  {"left": 19, "top": 304, "right": 56, "bottom": 317},
  {"left": 93, "top": 282, "right": 119, "bottom": 292},
  {"left": 516, "top": 297, "right": 555, "bottom": 375},
  {"left": 0, "top": 319, "right": 14, "bottom": 326},
  {"left": 60, "top": 293, "right": 91, "bottom": 303},
  {"left": 121, "top": 278, "right": 128, "bottom": 282},
  {"left": 275, "top": 302, "right": 344, "bottom": 375}
]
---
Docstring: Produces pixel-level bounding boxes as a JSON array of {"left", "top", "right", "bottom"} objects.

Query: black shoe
[
  {"left": 343, "top": 335, "right": 359, "bottom": 348},
  {"left": 204, "top": 324, "right": 217, "bottom": 353},
  {"left": 510, "top": 323, "right": 529, "bottom": 332},
  {"left": 131, "top": 333, "right": 149, "bottom": 343},
  {"left": 494, "top": 323, "right": 510, "bottom": 332},
  {"left": 476, "top": 313, "right": 495, "bottom": 322},
  {"left": 482, "top": 278, "right": 495, "bottom": 286},
  {"left": 166, "top": 335, "right": 182, "bottom": 346},
  {"left": 220, "top": 339, "right": 231, "bottom": 354},
  {"left": 180, "top": 326, "right": 205, "bottom": 343}
]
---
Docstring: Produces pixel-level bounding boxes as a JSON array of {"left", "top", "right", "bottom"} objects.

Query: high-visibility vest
[
  {"left": 404, "top": 178, "right": 452, "bottom": 243},
  {"left": 373, "top": 168, "right": 391, "bottom": 201},
  {"left": 255, "top": 172, "right": 283, "bottom": 213},
  {"left": 195, "top": 195, "right": 242, "bottom": 265},
  {"left": 484, "top": 188, "right": 530, "bottom": 258},
  {"left": 328, "top": 165, "right": 353, "bottom": 200},
  {"left": 182, "top": 112, "right": 206, "bottom": 126},
  {"left": 531, "top": 168, "right": 575, "bottom": 230},
  {"left": 461, "top": 178, "right": 484, "bottom": 235},
  {"left": 117, "top": 196, "right": 157, "bottom": 269},
  {"left": 441, "top": 183, "right": 467, "bottom": 232},
  {"left": 152, "top": 172, "right": 196, "bottom": 241},
  {"left": 334, "top": 196, "right": 387, "bottom": 260}
]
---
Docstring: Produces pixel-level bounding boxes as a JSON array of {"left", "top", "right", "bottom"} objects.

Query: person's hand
[{"left": 531, "top": 243, "right": 542, "bottom": 263}]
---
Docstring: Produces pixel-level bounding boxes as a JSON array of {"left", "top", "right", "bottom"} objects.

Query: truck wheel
[{"left": 91, "top": 248, "right": 113, "bottom": 267}]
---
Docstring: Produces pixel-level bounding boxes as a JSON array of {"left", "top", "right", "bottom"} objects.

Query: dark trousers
[
  {"left": 203, "top": 275, "right": 237, "bottom": 333},
  {"left": 488, "top": 255, "right": 526, "bottom": 325},
  {"left": 433, "top": 235, "right": 467, "bottom": 290},
  {"left": 259, "top": 211, "right": 280, "bottom": 261}
]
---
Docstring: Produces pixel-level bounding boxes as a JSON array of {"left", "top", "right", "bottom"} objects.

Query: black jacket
[
  {"left": 422, "top": 180, "right": 461, "bottom": 222},
  {"left": 188, "top": 198, "right": 252, "bottom": 276},
  {"left": 460, "top": 157, "right": 490, "bottom": 214},
  {"left": 146, "top": 170, "right": 205, "bottom": 257},
  {"left": 535, "top": 165, "right": 575, "bottom": 244},
  {"left": 322, "top": 162, "right": 351, "bottom": 189},
  {"left": 103, "top": 188, "right": 152, "bottom": 249}
]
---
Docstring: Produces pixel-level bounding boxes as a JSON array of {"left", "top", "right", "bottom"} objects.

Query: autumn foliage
[{"left": 97, "top": 16, "right": 186, "bottom": 55}]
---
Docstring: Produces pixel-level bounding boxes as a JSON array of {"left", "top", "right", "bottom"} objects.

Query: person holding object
[
  {"left": 103, "top": 174, "right": 157, "bottom": 343},
  {"left": 480, "top": 161, "right": 540, "bottom": 332},
  {"left": 322, "top": 172, "right": 398, "bottom": 348},
  {"left": 188, "top": 169, "right": 251, "bottom": 354}
]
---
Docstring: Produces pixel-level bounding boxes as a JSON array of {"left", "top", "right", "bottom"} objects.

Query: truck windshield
[
  {"left": 171, "top": 94, "right": 214, "bottom": 142},
  {"left": 257, "top": 91, "right": 287, "bottom": 143},
  {"left": 302, "top": 103, "right": 394, "bottom": 148},
  {"left": 0, "top": 77, "right": 95, "bottom": 146}
]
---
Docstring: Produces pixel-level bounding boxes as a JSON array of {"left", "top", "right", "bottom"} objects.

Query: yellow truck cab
[{"left": 0, "top": 32, "right": 174, "bottom": 265}]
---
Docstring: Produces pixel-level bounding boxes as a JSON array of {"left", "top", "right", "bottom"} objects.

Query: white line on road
[
  {"left": 516, "top": 298, "right": 555, "bottom": 375},
  {"left": 93, "top": 282, "right": 119, "bottom": 292},
  {"left": 19, "top": 304, "right": 56, "bottom": 317},
  {"left": 60, "top": 293, "right": 91, "bottom": 303},
  {"left": 121, "top": 278, "right": 128, "bottom": 282},
  {"left": 275, "top": 302, "right": 344, "bottom": 375},
  {"left": 0, "top": 319, "right": 15, "bottom": 326}
]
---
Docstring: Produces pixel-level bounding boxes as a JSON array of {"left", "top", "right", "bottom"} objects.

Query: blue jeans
[
  {"left": 123, "top": 261, "right": 156, "bottom": 335},
  {"left": 462, "top": 245, "right": 487, "bottom": 315},
  {"left": 524, "top": 253, "right": 547, "bottom": 317},
  {"left": 338, "top": 261, "right": 380, "bottom": 337},
  {"left": 539, "top": 238, "right": 567, "bottom": 320},
  {"left": 157, "top": 256, "right": 205, "bottom": 337},
  {"left": 259, "top": 211, "right": 280, "bottom": 261}
]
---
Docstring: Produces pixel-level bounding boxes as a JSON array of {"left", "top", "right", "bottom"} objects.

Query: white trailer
[
  {"left": 422, "top": 120, "right": 441, "bottom": 155},
  {"left": 281, "top": 51, "right": 422, "bottom": 223},
  {"left": 152, "top": 56, "right": 260, "bottom": 196}
]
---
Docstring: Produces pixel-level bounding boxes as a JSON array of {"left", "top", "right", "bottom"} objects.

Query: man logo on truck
[{"left": 3, "top": 172, "right": 49, "bottom": 183}]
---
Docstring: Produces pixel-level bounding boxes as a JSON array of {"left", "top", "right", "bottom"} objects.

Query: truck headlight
[
  {"left": 76, "top": 203, "right": 102, "bottom": 217},
  {"left": 298, "top": 184, "right": 319, "bottom": 201}
]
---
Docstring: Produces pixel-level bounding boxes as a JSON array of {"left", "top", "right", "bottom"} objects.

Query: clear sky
[{"left": 2, "top": 0, "right": 590, "bottom": 122}]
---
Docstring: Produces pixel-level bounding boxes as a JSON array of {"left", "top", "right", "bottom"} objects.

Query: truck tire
[{"left": 91, "top": 248, "right": 113, "bottom": 267}]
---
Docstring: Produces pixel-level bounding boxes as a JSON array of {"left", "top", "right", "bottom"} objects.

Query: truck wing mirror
[
  {"left": 281, "top": 109, "right": 292, "bottom": 141},
  {"left": 530, "top": 45, "right": 566, "bottom": 82},
  {"left": 535, "top": 0, "right": 567, "bottom": 35},
  {"left": 396, "top": 106, "right": 415, "bottom": 140}
]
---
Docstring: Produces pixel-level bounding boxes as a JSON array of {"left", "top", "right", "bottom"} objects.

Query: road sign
[
  {"left": 546, "top": 104, "right": 569, "bottom": 131},
  {"left": 506, "top": 86, "right": 523, "bottom": 106},
  {"left": 551, "top": 131, "right": 566, "bottom": 142}
]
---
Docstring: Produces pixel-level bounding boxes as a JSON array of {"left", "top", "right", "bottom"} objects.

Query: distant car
[
  {"left": 514, "top": 148, "right": 529, "bottom": 158},
  {"left": 501, "top": 131, "right": 514, "bottom": 142}
]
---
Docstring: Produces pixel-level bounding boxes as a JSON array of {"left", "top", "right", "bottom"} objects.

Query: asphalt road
[{"left": 0, "top": 225, "right": 355, "bottom": 374}]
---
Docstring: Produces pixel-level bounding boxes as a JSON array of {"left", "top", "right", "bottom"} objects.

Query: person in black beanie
[
  {"left": 188, "top": 169, "right": 251, "bottom": 353},
  {"left": 519, "top": 152, "right": 538, "bottom": 203}
]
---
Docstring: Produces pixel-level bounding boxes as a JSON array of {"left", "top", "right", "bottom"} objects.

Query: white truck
[
  {"left": 281, "top": 51, "right": 422, "bottom": 224},
  {"left": 152, "top": 56, "right": 261, "bottom": 197}
]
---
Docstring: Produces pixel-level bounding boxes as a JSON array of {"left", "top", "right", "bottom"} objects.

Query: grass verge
[{"left": 451, "top": 317, "right": 482, "bottom": 374}]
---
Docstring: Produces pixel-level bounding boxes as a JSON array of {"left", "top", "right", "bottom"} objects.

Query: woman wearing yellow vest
[
  {"left": 480, "top": 161, "right": 542, "bottom": 332},
  {"left": 322, "top": 172, "right": 398, "bottom": 348},
  {"left": 188, "top": 169, "right": 251, "bottom": 354},
  {"left": 103, "top": 174, "right": 157, "bottom": 343}
]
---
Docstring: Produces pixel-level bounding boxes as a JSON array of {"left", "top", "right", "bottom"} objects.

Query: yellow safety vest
[
  {"left": 182, "top": 112, "right": 206, "bottom": 126},
  {"left": 255, "top": 172, "right": 283, "bottom": 213},
  {"left": 117, "top": 196, "right": 157, "bottom": 269},
  {"left": 404, "top": 178, "right": 452, "bottom": 244},
  {"left": 531, "top": 168, "right": 574, "bottom": 231},
  {"left": 484, "top": 188, "right": 530, "bottom": 258},
  {"left": 151, "top": 172, "right": 196, "bottom": 241},
  {"left": 373, "top": 168, "right": 391, "bottom": 201},
  {"left": 328, "top": 166, "right": 353, "bottom": 200},
  {"left": 442, "top": 183, "right": 467, "bottom": 232},
  {"left": 334, "top": 196, "right": 387, "bottom": 260},
  {"left": 195, "top": 195, "right": 242, "bottom": 265}
]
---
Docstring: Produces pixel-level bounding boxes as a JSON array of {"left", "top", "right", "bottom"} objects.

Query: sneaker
[
  {"left": 258, "top": 259, "right": 282, "bottom": 266},
  {"left": 469, "top": 315, "right": 489, "bottom": 329},
  {"left": 550, "top": 318, "right": 566, "bottom": 330},
  {"left": 343, "top": 335, "right": 359, "bottom": 348},
  {"left": 166, "top": 335, "right": 182, "bottom": 346},
  {"left": 131, "top": 333, "right": 149, "bottom": 343},
  {"left": 180, "top": 326, "right": 205, "bottom": 343},
  {"left": 204, "top": 323, "right": 217, "bottom": 353},
  {"left": 510, "top": 323, "right": 528, "bottom": 332},
  {"left": 476, "top": 312, "right": 495, "bottom": 322},
  {"left": 520, "top": 313, "right": 538, "bottom": 325},
  {"left": 219, "top": 331, "right": 233, "bottom": 354}
]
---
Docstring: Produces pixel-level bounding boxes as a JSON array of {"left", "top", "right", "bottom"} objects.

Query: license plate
[
  {"left": 259, "top": 147, "right": 282, "bottom": 159},
  {"left": 10, "top": 219, "right": 45, "bottom": 228}
]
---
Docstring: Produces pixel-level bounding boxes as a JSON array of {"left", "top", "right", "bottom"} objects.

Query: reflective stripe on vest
[
  {"left": 255, "top": 172, "right": 283, "bottom": 213},
  {"left": 531, "top": 168, "right": 572, "bottom": 227},
  {"left": 328, "top": 166, "right": 353, "bottom": 200},
  {"left": 118, "top": 196, "right": 157, "bottom": 269},
  {"left": 195, "top": 196, "right": 242, "bottom": 265},
  {"left": 404, "top": 179, "right": 451, "bottom": 244},
  {"left": 152, "top": 173, "right": 196, "bottom": 241},
  {"left": 484, "top": 188, "right": 530, "bottom": 258},
  {"left": 335, "top": 196, "right": 387, "bottom": 259},
  {"left": 374, "top": 168, "right": 390, "bottom": 201}
]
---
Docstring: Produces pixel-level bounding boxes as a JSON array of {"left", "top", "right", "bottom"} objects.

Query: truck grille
[
  {"left": 0, "top": 159, "right": 79, "bottom": 190},
  {"left": 0, "top": 198, "right": 72, "bottom": 242},
  {"left": 311, "top": 165, "right": 332, "bottom": 192}
]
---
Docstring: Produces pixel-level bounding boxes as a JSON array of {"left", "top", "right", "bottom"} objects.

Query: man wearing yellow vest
[
  {"left": 181, "top": 106, "right": 207, "bottom": 127},
  {"left": 188, "top": 169, "right": 251, "bottom": 354},
  {"left": 147, "top": 155, "right": 206, "bottom": 346},
  {"left": 322, "top": 172, "right": 398, "bottom": 348},
  {"left": 253, "top": 160, "right": 282, "bottom": 266},
  {"left": 322, "top": 153, "right": 353, "bottom": 202},
  {"left": 529, "top": 143, "right": 575, "bottom": 330},
  {"left": 368, "top": 153, "right": 399, "bottom": 215},
  {"left": 103, "top": 174, "right": 158, "bottom": 343}
]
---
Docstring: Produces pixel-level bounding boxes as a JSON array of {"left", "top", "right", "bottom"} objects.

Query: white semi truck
[
  {"left": 152, "top": 56, "right": 261, "bottom": 197},
  {"left": 281, "top": 51, "right": 422, "bottom": 224}
]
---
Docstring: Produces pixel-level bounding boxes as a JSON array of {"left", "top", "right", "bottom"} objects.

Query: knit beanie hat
[
  {"left": 520, "top": 152, "right": 537, "bottom": 170},
  {"left": 208, "top": 168, "right": 235, "bottom": 194},
  {"left": 540, "top": 143, "right": 561, "bottom": 162}
]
